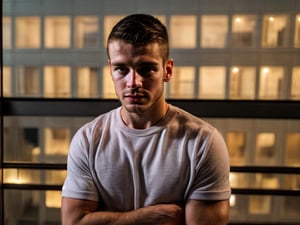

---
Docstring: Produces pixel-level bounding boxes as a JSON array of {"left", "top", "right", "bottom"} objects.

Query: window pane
[
  {"left": 102, "top": 66, "right": 117, "bottom": 98},
  {"left": 229, "top": 66, "right": 256, "bottom": 99},
  {"left": 45, "top": 16, "right": 71, "bottom": 48},
  {"left": 76, "top": 67, "right": 99, "bottom": 98},
  {"left": 249, "top": 195, "right": 272, "bottom": 215},
  {"left": 262, "top": 15, "right": 289, "bottom": 48},
  {"left": 3, "top": 169, "right": 66, "bottom": 185},
  {"left": 3, "top": 16, "right": 12, "bottom": 48},
  {"left": 16, "top": 67, "right": 40, "bottom": 97},
  {"left": 3, "top": 66, "right": 11, "bottom": 97},
  {"left": 75, "top": 16, "right": 99, "bottom": 48},
  {"left": 169, "top": 67, "right": 195, "bottom": 98},
  {"left": 255, "top": 133, "right": 276, "bottom": 165},
  {"left": 295, "top": 14, "right": 300, "bottom": 48},
  {"left": 231, "top": 15, "right": 257, "bottom": 48},
  {"left": 226, "top": 132, "right": 246, "bottom": 165},
  {"left": 15, "top": 16, "right": 41, "bottom": 48},
  {"left": 170, "top": 15, "right": 197, "bottom": 48},
  {"left": 44, "top": 66, "right": 71, "bottom": 97},
  {"left": 199, "top": 66, "right": 226, "bottom": 99},
  {"left": 201, "top": 15, "right": 228, "bottom": 48},
  {"left": 285, "top": 133, "right": 300, "bottom": 166},
  {"left": 291, "top": 67, "right": 300, "bottom": 100},
  {"left": 4, "top": 190, "right": 61, "bottom": 225},
  {"left": 44, "top": 128, "right": 70, "bottom": 157},
  {"left": 103, "top": 15, "right": 124, "bottom": 47},
  {"left": 259, "top": 66, "right": 284, "bottom": 99}
]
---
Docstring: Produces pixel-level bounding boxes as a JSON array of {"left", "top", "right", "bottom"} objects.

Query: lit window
[
  {"left": 170, "top": 15, "right": 197, "bottom": 48},
  {"left": 295, "top": 14, "right": 300, "bottom": 48},
  {"left": 231, "top": 15, "right": 257, "bottom": 48},
  {"left": 285, "top": 133, "right": 300, "bottom": 166},
  {"left": 103, "top": 15, "right": 124, "bottom": 47},
  {"left": 3, "top": 66, "right": 11, "bottom": 97},
  {"left": 259, "top": 66, "right": 284, "bottom": 99},
  {"left": 254, "top": 174, "right": 279, "bottom": 189},
  {"left": 75, "top": 16, "right": 99, "bottom": 48},
  {"left": 199, "top": 66, "right": 226, "bottom": 99},
  {"left": 102, "top": 66, "right": 117, "bottom": 98},
  {"left": 15, "top": 16, "right": 41, "bottom": 48},
  {"left": 16, "top": 67, "right": 40, "bottom": 97},
  {"left": 3, "top": 16, "right": 12, "bottom": 48},
  {"left": 169, "top": 67, "right": 195, "bottom": 99},
  {"left": 44, "top": 66, "right": 71, "bottom": 97},
  {"left": 226, "top": 132, "right": 246, "bottom": 165},
  {"left": 255, "top": 133, "right": 276, "bottom": 165},
  {"left": 45, "top": 16, "right": 71, "bottom": 48},
  {"left": 44, "top": 128, "right": 70, "bottom": 156},
  {"left": 291, "top": 67, "right": 300, "bottom": 100},
  {"left": 201, "top": 15, "right": 228, "bottom": 48},
  {"left": 249, "top": 195, "right": 272, "bottom": 215},
  {"left": 229, "top": 66, "right": 256, "bottom": 99},
  {"left": 262, "top": 15, "right": 289, "bottom": 48},
  {"left": 76, "top": 67, "right": 99, "bottom": 98},
  {"left": 46, "top": 191, "right": 62, "bottom": 208}
]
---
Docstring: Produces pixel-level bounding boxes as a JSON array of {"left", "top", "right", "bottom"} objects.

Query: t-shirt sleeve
[
  {"left": 188, "top": 129, "right": 231, "bottom": 201},
  {"left": 62, "top": 126, "right": 99, "bottom": 201}
]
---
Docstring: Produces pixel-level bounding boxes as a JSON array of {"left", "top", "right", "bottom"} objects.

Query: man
[{"left": 61, "top": 14, "right": 231, "bottom": 225}]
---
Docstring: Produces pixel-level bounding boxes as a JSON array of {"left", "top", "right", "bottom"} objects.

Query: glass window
[
  {"left": 16, "top": 67, "right": 40, "bottom": 97},
  {"left": 295, "top": 14, "right": 300, "bottom": 48},
  {"left": 169, "top": 67, "right": 195, "bottom": 98},
  {"left": 44, "top": 128, "right": 70, "bottom": 156},
  {"left": 199, "top": 66, "right": 226, "bottom": 99},
  {"left": 103, "top": 15, "right": 124, "bottom": 47},
  {"left": 229, "top": 66, "right": 256, "bottom": 99},
  {"left": 3, "top": 66, "right": 12, "bottom": 97},
  {"left": 249, "top": 195, "right": 272, "bottom": 215},
  {"left": 281, "top": 196, "right": 300, "bottom": 218},
  {"left": 285, "top": 133, "right": 300, "bottom": 166},
  {"left": 258, "top": 66, "right": 284, "bottom": 99},
  {"left": 262, "top": 15, "right": 289, "bottom": 48},
  {"left": 255, "top": 133, "right": 276, "bottom": 165},
  {"left": 226, "top": 132, "right": 246, "bottom": 165},
  {"left": 170, "top": 15, "right": 197, "bottom": 48},
  {"left": 76, "top": 67, "right": 99, "bottom": 98},
  {"left": 231, "top": 15, "right": 257, "bottom": 48},
  {"left": 4, "top": 190, "right": 61, "bottom": 225},
  {"left": 291, "top": 67, "right": 300, "bottom": 100},
  {"left": 102, "top": 66, "right": 117, "bottom": 98},
  {"left": 44, "top": 66, "right": 71, "bottom": 97},
  {"left": 201, "top": 15, "right": 228, "bottom": 48},
  {"left": 15, "top": 16, "right": 41, "bottom": 48},
  {"left": 253, "top": 174, "right": 279, "bottom": 189},
  {"left": 75, "top": 16, "right": 99, "bottom": 48},
  {"left": 45, "top": 16, "right": 71, "bottom": 48},
  {"left": 3, "top": 16, "right": 12, "bottom": 48},
  {"left": 4, "top": 127, "right": 39, "bottom": 162}
]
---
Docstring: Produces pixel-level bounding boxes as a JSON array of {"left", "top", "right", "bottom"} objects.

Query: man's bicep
[
  {"left": 185, "top": 199, "right": 229, "bottom": 225},
  {"left": 61, "top": 197, "right": 98, "bottom": 225}
]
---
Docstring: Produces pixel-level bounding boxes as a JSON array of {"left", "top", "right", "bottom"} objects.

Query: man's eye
[
  {"left": 115, "top": 67, "right": 129, "bottom": 75},
  {"left": 137, "top": 66, "right": 157, "bottom": 75}
]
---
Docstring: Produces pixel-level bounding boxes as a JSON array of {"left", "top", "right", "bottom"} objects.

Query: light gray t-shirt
[{"left": 62, "top": 105, "right": 231, "bottom": 211}]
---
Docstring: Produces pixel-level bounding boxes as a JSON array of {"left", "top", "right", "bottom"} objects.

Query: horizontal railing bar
[{"left": 2, "top": 98, "right": 300, "bottom": 119}]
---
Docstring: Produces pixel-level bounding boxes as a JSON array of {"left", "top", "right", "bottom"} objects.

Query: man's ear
[
  {"left": 164, "top": 59, "right": 173, "bottom": 82},
  {"left": 107, "top": 59, "right": 113, "bottom": 77}
]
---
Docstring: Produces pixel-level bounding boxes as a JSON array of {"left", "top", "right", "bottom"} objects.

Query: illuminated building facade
[{"left": 1, "top": 0, "right": 300, "bottom": 224}]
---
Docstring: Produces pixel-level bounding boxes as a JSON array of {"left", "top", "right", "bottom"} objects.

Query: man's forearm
[{"left": 61, "top": 198, "right": 183, "bottom": 225}]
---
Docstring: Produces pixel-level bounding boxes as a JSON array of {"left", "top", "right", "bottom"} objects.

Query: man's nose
[{"left": 127, "top": 70, "right": 142, "bottom": 88}]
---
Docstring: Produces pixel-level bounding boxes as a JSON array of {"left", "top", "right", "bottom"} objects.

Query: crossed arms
[{"left": 61, "top": 197, "right": 229, "bottom": 225}]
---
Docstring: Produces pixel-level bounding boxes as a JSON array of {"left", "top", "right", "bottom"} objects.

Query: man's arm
[
  {"left": 61, "top": 197, "right": 184, "bottom": 225},
  {"left": 185, "top": 199, "right": 229, "bottom": 225}
]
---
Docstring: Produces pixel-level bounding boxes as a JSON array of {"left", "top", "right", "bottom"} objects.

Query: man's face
[{"left": 108, "top": 40, "right": 173, "bottom": 115}]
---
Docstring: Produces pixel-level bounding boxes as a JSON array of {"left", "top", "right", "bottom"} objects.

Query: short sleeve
[
  {"left": 62, "top": 126, "right": 99, "bottom": 201},
  {"left": 188, "top": 129, "right": 231, "bottom": 201}
]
